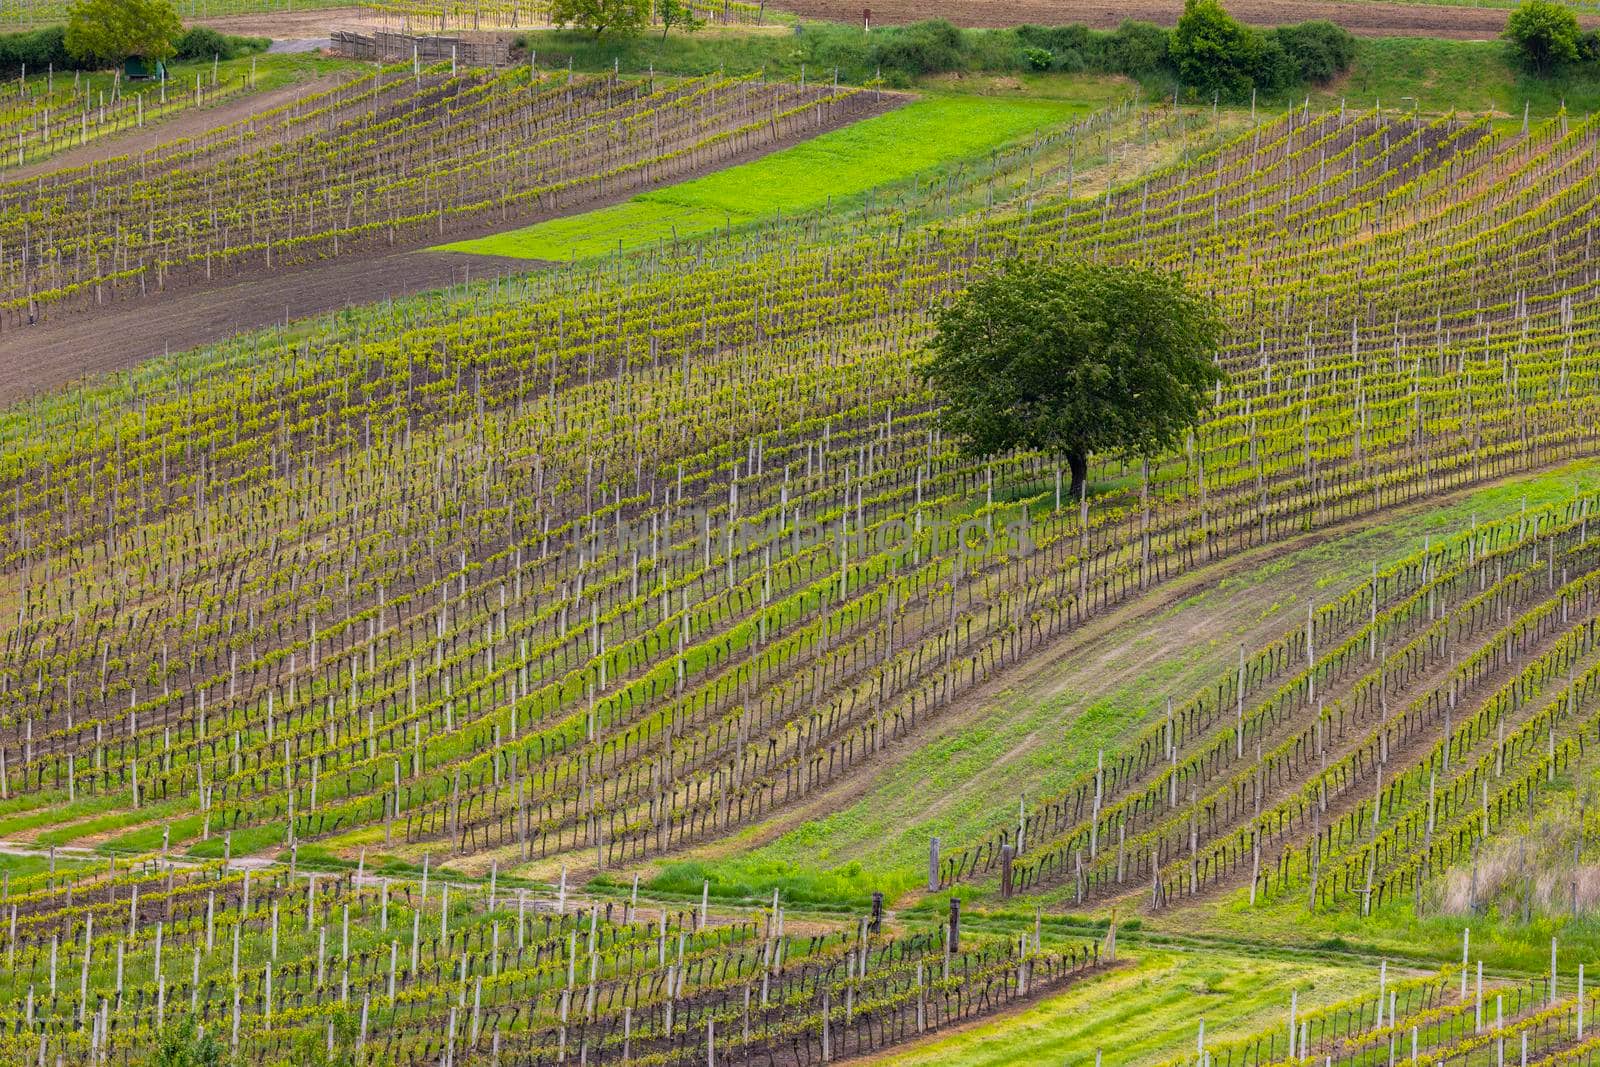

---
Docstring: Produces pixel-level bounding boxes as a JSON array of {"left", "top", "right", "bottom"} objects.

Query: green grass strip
[{"left": 436, "top": 93, "right": 1087, "bottom": 261}]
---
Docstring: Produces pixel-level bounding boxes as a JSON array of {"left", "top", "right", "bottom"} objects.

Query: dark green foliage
[
  {"left": 0, "top": 26, "right": 81, "bottom": 77},
  {"left": 1105, "top": 19, "right": 1169, "bottom": 76},
  {"left": 869, "top": 19, "right": 965, "bottom": 75},
  {"left": 1168, "top": 1, "right": 1353, "bottom": 101},
  {"left": 1169, "top": 0, "right": 1265, "bottom": 101},
  {"left": 1505, "top": 0, "right": 1582, "bottom": 73},
  {"left": 923, "top": 259, "right": 1225, "bottom": 497},
  {"left": 1273, "top": 20, "right": 1356, "bottom": 83},
  {"left": 146, "top": 1018, "right": 225, "bottom": 1067},
  {"left": 172, "top": 26, "right": 267, "bottom": 61},
  {"left": 1581, "top": 29, "right": 1600, "bottom": 64},
  {"left": 1013, "top": 20, "right": 1166, "bottom": 76},
  {"left": 521, "top": 8, "right": 1352, "bottom": 93}
]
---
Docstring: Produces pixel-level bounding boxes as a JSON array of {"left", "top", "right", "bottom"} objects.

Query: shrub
[
  {"left": 1105, "top": 19, "right": 1168, "bottom": 76},
  {"left": 1505, "top": 0, "right": 1581, "bottom": 73},
  {"left": 0, "top": 25, "right": 78, "bottom": 76},
  {"left": 1272, "top": 19, "right": 1355, "bottom": 83},
  {"left": 1250, "top": 33, "right": 1296, "bottom": 94},
  {"left": 1021, "top": 45, "right": 1052, "bottom": 70},
  {"left": 172, "top": 26, "right": 265, "bottom": 61},
  {"left": 1582, "top": 28, "right": 1600, "bottom": 63},
  {"left": 1014, "top": 22, "right": 1089, "bottom": 57},
  {"left": 1169, "top": 0, "right": 1263, "bottom": 101},
  {"left": 869, "top": 19, "right": 965, "bottom": 76}
]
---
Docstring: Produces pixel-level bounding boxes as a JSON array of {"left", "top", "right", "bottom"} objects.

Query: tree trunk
[{"left": 1067, "top": 450, "right": 1088, "bottom": 500}]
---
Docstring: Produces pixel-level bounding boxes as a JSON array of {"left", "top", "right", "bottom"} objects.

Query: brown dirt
[
  {"left": 191, "top": 7, "right": 392, "bottom": 37},
  {"left": 0, "top": 250, "right": 534, "bottom": 405},
  {"left": 780, "top": 0, "right": 1598, "bottom": 38}
]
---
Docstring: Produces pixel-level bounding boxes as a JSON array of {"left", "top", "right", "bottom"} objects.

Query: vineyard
[
  {"left": 0, "top": 64, "right": 873, "bottom": 325},
  {"left": 1, "top": 6, "right": 1600, "bottom": 1058},
  {"left": 0, "top": 63, "right": 250, "bottom": 172}
]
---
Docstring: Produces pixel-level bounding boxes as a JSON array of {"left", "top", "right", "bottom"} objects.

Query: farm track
[
  {"left": 0, "top": 88, "right": 901, "bottom": 402},
  {"left": 0, "top": 250, "right": 535, "bottom": 406},
  {"left": 768, "top": 0, "right": 1600, "bottom": 36}
]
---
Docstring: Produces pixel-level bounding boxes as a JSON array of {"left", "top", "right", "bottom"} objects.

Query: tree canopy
[
  {"left": 65, "top": 0, "right": 180, "bottom": 66},
  {"left": 548, "top": 0, "right": 648, "bottom": 37},
  {"left": 657, "top": 0, "right": 704, "bottom": 39},
  {"left": 1169, "top": 0, "right": 1264, "bottom": 101},
  {"left": 923, "top": 259, "right": 1225, "bottom": 497},
  {"left": 1505, "top": 0, "right": 1582, "bottom": 73}
]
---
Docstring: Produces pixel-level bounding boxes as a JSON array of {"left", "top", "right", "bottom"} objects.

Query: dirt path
[
  {"left": 0, "top": 74, "right": 349, "bottom": 184},
  {"left": 0, "top": 250, "right": 536, "bottom": 405},
  {"left": 772, "top": 0, "right": 1594, "bottom": 37}
]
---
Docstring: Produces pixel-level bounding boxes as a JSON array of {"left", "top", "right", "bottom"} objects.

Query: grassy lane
[
  {"left": 644, "top": 459, "right": 1600, "bottom": 909},
  {"left": 436, "top": 91, "right": 1099, "bottom": 261},
  {"left": 857, "top": 948, "right": 1376, "bottom": 1067}
]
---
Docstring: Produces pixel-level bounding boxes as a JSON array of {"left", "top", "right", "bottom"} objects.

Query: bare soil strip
[
  {"left": 0, "top": 250, "right": 535, "bottom": 407},
  {"left": 771, "top": 0, "right": 1596, "bottom": 37},
  {"left": 191, "top": 7, "right": 394, "bottom": 36},
  {"left": 0, "top": 94, "right": 901, "bottom": 404}
]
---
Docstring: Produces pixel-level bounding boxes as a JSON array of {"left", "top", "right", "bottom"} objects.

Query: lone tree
[
  {"left": 657, "top": 0, "right": 705, "bottom": 40},
  {"left": 1505, "top": 0, "right": 1581, "bottom": 73},
  {"left": 923, "top": 259, "right": 1225, "bottom": 499},
  {"left": 64, "top": 0, "right": 180, "bottom": 67}
]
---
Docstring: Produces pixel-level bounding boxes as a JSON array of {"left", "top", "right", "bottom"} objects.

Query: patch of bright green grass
[
  {"left": 1307, "top": 37, "right": 1600, "bottom": 118},
  {"left": 438, "top": 93, "right": 1088, "bottom": 261},
  {"left": 860, "top": 949, "right": 1373, "bottom": 1067}
]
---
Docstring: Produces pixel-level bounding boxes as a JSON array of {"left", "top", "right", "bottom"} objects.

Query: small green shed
[{"left": 123, "top": 57, "right": 166, "bottom": 80}]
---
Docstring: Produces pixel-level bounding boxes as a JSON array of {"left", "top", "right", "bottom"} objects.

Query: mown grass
[
  {"left": 658, "top": 459, "right": 1600, "bottom": 911},
  {"left": 1307, "top": 37, "right": 1600, "bottom": 118},
  {"left": 438, "top": 92, "right": 1096, "bottom": 261},
  {"left": 857, "top": 948, "right": 1375, "bottom": 1067}
]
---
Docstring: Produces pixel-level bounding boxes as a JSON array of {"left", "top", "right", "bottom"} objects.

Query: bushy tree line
[
  {"left": 782, "top": 4, "right": 1352, "bottom": 96},
  {"left": 1012, "top": 5, "right": 1354, "bottom": 100},
  {"left": 538, "top": 0, "right": 1354, "bottom": 98}
]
